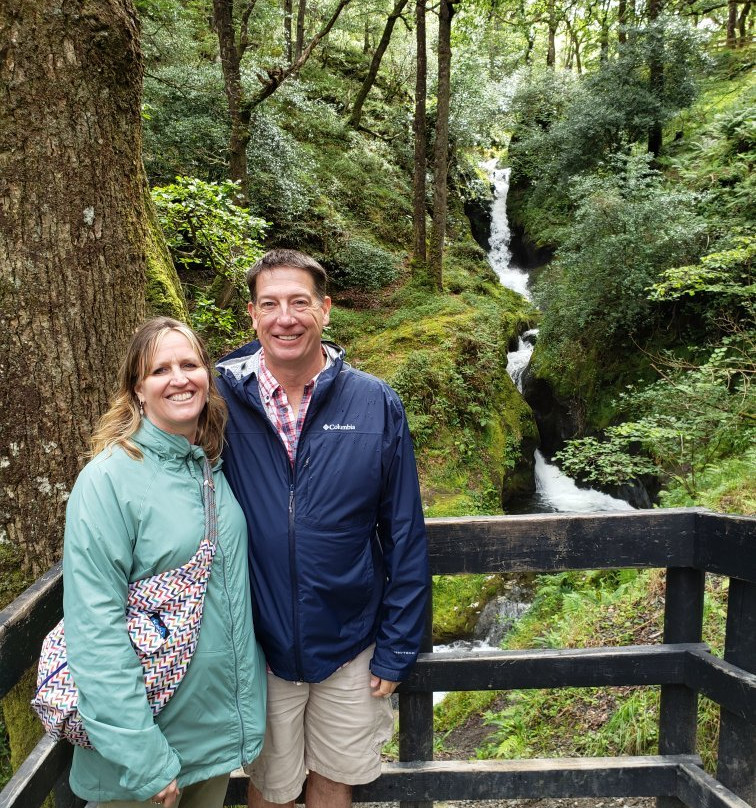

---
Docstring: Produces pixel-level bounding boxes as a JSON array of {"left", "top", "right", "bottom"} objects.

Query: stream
[
  {"left": 483, "top": 160, "right": 634, "bottom": 516},
  {"left": 433, "top": 164, "right": 633, "bottom": 695}
]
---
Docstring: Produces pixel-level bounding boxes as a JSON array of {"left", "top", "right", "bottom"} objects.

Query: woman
[{"left": 62, "top": 317, "right": 265, "bottom": 808}]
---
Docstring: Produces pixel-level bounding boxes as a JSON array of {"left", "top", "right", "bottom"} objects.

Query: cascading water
[
  {"left": 434, "top": 162, "right": 632, "bottom": 701},
  {"left": 485, "top": 160, "right": 633, "bottom": 515}
]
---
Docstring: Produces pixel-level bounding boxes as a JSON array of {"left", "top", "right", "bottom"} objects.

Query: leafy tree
[
  {"left": 348, "top": 0, "right": 410, "bottom": 129},
  {"left": 532, "top": 154, "right": 705, "bottom": 385},
  {"left": 152, "top": 176, "right": 267, "bottom": 308},
  {"left": 212, "top": 0, "right": 353, "bottom": 202}
]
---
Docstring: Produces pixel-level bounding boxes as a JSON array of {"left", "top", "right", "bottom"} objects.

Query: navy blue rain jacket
[{"left": 216, "top": 340, "right": 429, "bottom": 684}]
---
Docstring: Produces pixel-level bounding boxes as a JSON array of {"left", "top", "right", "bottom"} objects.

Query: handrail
[{"left": 1, "top": 509, "right": 754, "bottom": 808}]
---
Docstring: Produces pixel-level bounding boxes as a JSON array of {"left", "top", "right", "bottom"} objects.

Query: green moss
[
  {"left": 0, "top": 544, "right": 33, "bottom": 612},
  {"left": 143, "top": 189, "right": 189, "bottom": 320},
  {"left": 1, "top": 668, "right": 46, "bottom": 791}
]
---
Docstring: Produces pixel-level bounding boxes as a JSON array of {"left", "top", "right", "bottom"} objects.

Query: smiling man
[{"left": 216, "top": 249, "right": 429, "bottom": 808}]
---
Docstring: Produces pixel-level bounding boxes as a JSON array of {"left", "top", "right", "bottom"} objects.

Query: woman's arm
[{"left": 63, "top": 461, "right": 181, "bottom": 800}]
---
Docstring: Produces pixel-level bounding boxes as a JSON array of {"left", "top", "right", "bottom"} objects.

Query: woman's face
[{"left": 134, "top": 331, "right": 209, "bottom": 443}]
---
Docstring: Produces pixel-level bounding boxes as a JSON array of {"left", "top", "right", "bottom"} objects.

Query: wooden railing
[{"left": 1, "top": 508, "right": 754, "bottom": 808}]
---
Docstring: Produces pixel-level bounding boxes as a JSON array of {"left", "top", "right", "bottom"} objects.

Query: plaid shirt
[{"left": 257, "top": 349, "right": 322, "bottom": 467}]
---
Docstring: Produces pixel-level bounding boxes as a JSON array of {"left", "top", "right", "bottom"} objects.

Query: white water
[
  {"left": 483, "top": 159, "right": 532, "bottom": 301},
  {"left": 485, "top": 160, "right": 634, "bottom": 515}
]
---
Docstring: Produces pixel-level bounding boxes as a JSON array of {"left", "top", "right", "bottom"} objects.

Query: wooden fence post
[
  {"left": 398, "top": 594, "right": 434, "bottom": 808},
  {"left": 656, "top": 566, "right": 705, "bottom": 808},
  {"left": 715, "top": 577, "right": 756, "bottom": 804}
]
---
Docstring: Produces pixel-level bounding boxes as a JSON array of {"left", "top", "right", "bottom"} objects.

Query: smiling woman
[
  {"left": 135, "top": 331, "right": 210, "bottom": 444},
  {"left": 54, "top": 316, "right": 266, "bottom": 808}
]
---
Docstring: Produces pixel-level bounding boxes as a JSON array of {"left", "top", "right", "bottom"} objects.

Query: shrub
[{"left": 330, "top": 238, "right": 400, "bottom": 291}]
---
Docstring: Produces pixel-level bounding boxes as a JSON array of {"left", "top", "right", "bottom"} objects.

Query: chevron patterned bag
[{"left": 31, "top": 459, "right": 217, "bottom": 748}]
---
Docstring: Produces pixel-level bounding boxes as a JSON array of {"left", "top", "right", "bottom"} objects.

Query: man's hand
[{"left": 370, "top": 675, "right": 398, "bottom": 697}]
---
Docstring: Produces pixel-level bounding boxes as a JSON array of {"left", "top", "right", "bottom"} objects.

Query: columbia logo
[{"left": 323, "top": 423, "right": 356, "bottom": 431}]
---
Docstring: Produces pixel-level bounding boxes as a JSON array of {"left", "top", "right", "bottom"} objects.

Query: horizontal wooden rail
[
  {"left": 694, "top": 512, "right": 756, "bottom": 583},
  {"left": 2, "top": 509, "right": 754, "bottom": 808},
  {"left": 0, "top": 735, "right": 76, "bottom": 808},
  {"left": 425, "top": 509, "right": 702, "bottom": 574},
  {"left": 222, "top": 756, "right": 704, "bottom": 804},
  {"left": 685, "top": 647, "right": 756, "bottom": 723},
  {"left": 676, "top": 762, "right": 753, "bottom": 808},
  {"left": 400, "top": 643, "right": 708, "bottom": 692},
  {"left": 0, "top": 562, "right": 63, "bottom": 699}
]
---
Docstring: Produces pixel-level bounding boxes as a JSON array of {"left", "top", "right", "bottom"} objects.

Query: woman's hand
[{"left": 151, "top": 778, "right": 180, "bottom": 807}]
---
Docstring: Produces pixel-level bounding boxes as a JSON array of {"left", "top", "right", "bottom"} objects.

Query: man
[{"left": 216, "top": 248, "right": 429, "bottom": 808}]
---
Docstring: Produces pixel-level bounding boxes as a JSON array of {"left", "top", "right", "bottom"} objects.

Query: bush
[{"left": 329, "top": 238, "right": 400, "bottom": 291}]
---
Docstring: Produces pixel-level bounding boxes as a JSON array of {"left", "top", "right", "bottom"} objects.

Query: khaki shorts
[{"left": 244, "top": 644, "right": 394, "bottom": 803}]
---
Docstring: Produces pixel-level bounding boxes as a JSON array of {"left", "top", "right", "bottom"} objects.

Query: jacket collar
[
  {"left": 216, "top": 340, "right": 345, "bottom": 385},
  {"left": 132, "top": 417, "right": 207, "bottom": 464}
]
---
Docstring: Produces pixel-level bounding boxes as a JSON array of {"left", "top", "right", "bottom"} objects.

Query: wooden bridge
[{"left": 1, "top": 508, "right": 754, "bottom": 808}]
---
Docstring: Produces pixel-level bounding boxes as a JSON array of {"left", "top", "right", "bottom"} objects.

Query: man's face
[{"left": 249, "top": 266, "right": 332, "bottom": 378}]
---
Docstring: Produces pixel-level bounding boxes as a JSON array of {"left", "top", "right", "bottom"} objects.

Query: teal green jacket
[{"left": 63, "top": 419, "right": 266, "bottom": 803}]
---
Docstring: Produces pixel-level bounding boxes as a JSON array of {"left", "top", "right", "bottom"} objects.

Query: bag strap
[{"left": 200, "top": 457, "right": 218, "bottom": 551}]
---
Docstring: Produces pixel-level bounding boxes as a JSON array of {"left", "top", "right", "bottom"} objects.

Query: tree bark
[
  {"left": 647, "top": 0, "right": 664, "bottom": 158},
  {"left": 428, "top": 0, "right": 454, "bottom": 291},
  {"left": 0, "top": 0, "right": 149, "bottom": 575},
  {"left": 618, "top": 0, "right": 628, "bottom": 43},
  {"left": 412, "top": 0, "right": 427, "bottom": 269},
  {"left": 737, "top": 1, "right": 751, "bottom": 46},
  {"left": 284, "top": 0, "right": 293, "bottom": 61},
  {"left": 213, "top": 0, "right": 253, "bottom": 204},
  {"left": 348, "top": 0, "right": 409, "bottom": 129},
  {"left": 296, "top": 0, "right": 307, "bottom": 59},
  {"left": 546, "top": 0, "right": 557, "bottom": 67},
  {"left": 726, "top": 0, "right": 738, "bottom": 46}
]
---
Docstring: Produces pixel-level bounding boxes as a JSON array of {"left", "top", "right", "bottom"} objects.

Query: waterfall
[
  {"left": 484, "top": 161, "right": 532, "bottom": 301},
  {"left": 485, "top": 161, "right": 634, "bottom": 515}
]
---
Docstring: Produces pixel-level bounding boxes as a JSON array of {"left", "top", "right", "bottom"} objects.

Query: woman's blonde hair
[{"left": 90, "top": 317, "right": 227, "bottom": 463}]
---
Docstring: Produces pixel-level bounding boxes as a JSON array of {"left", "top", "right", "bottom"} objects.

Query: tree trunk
[
  {"left": 213, "top": 0, "right": 251, "bottom": 204},
  {"left": 412, "top": 0, "right": 427, "bottom": 270},
  {"left": 618, "top": 0, "right": 628, "bottom": 43},
  {"left": 647, "top": 0, "right": 664, "bottom": 159},
  {"left": 546, "top": 0, "right": 557, "bottom": 67},
  {"left": 284, "top": 0, "right": 293, "bottom": 61},
  {"left": 296, "top": 0, "right": 307, "bottom": 59},
  {"left": 0, "top": 0, "right": 149, "bottom": 576},
  {"left": 348, "top": 0, "right": 409, "bottom": 129},
  {"left": 726, "top": 0, "right": 738, "bottom": 48},
  {"left": 737, "top": 1, "right": 751, "bottom": 46},
  {"left": 726, "top": 0, "right": 738, "bottom": 46},
  {"left": 428, "top": 0, "right": 454, "bottom": 292}
]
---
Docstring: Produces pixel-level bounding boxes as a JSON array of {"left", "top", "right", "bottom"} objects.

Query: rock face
[
  {"left": 520, "top": 368, "right": 583, "bottom": 456},
  {"left": 465, "top": 195, "right": 493, "bottom": 252},
  {"left": 473, "top": 593, "right": 532, "bottom": 647}
]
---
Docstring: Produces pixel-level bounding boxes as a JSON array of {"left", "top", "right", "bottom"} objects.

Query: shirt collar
[{"left": 257, "top": 346, "right": 333, "bottom": 400}]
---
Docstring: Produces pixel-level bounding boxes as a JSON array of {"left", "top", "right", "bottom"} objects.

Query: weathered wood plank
[
  {"left": 0, "top": 563, "right": 63, "bottom": 698},
  {"left": 425, "top": 510, "right": 700, "bottom": 575},
  {"left": 658, "top": 568, "right": 705, "bottom": 808},
  {"left": 225, "top": 756, "right": 702, "bottom": 805},
  {"left": 352, "top": 756, "right": 701, "bottom": 802},
  {"left": 399, "top": 644, "right": 706, "bottom": 693},
  {"left": 694, "top": 513, "right": 756, "bottom": 584},
  {"left": 685, "top": 648, "right": 756, "bottom": 724},
  {"left": 716, "top": 578, "right": 756, "bottom": 805},
  {"left": 0, "top": 735, "right": 76, "bottom": 808},
  {"left": 676, "top": 762, "right": 754, "bottom": 808}
]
